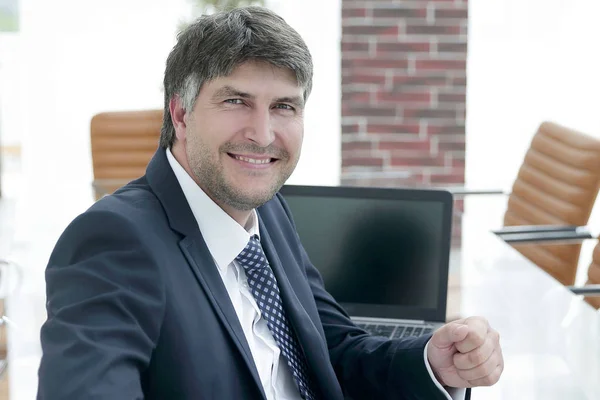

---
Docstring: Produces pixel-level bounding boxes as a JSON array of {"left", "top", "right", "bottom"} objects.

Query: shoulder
[{"left": 53, "top": 178, "right": 168, "bottom": 258}]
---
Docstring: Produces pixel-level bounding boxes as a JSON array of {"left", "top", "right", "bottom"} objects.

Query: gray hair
[{"left": 160, "top": 6, "right": 314, "bottom": 148}]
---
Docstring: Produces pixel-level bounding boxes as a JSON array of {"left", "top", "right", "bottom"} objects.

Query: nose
[{"left": 245, "top": 109, "right": 275, "bottom": 147}]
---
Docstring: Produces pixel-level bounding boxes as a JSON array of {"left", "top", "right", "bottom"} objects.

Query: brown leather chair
[
  {"left": 90, "top": 109, "right": 163, "bottom": 199},
  {"left": 495, "top": 122, "right": 600, "bottom": 286}
]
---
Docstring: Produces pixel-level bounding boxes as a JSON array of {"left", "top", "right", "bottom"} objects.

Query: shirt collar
[{"left": 166, "top": 148, "right": 260, "bottom": 272}]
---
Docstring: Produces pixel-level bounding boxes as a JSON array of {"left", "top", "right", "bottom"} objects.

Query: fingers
[
  {"left": 430, "top": 318, "right": 470, "bottom": 348},
  {"left": 454, "top": 328, "right": 503, "bottom": 386},
  {"left": 453, "top": 334, "right": 495, "bottom": 370},
  {"left": 454, "top": 317, "right": 489, "bottom": 353},
  {"left": 468, "top": 363, "right": 504, "bottom": 387}
]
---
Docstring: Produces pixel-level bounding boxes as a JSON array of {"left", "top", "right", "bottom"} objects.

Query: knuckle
[
  {"left": 468, "top": 350, "right": 485, "bottom": 366},
  {"left": 472, "top": 331, "right": 486, "bottom": 345}
]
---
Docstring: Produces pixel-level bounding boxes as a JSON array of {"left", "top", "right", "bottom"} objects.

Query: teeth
[{"left": 234, "top": 155, "right": 271, "bottom": 164}]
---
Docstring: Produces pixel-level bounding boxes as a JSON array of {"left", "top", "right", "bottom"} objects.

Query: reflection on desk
[{"left": 452, "top": 199, "right": 600, "bottom": 399}]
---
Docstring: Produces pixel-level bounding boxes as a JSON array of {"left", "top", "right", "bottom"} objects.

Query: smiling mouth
[{"left": 228, "top": 153, "right": 277, "bottom": 164}]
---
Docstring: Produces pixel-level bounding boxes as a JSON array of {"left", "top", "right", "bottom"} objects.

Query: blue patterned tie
[{"left": 236, "top": 235, "right": 316, "bottom": 400}]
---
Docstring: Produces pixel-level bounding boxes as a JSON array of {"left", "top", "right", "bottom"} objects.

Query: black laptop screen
[{"left": 279, "top": 185, "right": 452, "bottom": 322}]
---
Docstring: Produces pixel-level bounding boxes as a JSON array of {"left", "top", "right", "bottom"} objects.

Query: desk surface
[
  {"left": 450, "top": 196, "right": 600, "bottom": 399},
  {"left": 1, "top": 194, "right": 599, "bottom": 399}
]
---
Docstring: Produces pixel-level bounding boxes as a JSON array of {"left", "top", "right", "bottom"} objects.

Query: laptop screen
[{"left": 279, "top": 185, "right": 453, "bottom": 323}]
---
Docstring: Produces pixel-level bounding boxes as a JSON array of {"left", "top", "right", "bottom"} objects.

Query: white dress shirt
[{"left": 166, "top": 149, "right": 464, "bottom": 400}]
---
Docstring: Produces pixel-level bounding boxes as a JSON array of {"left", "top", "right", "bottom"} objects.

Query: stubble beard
[{"left": 186, "top": 135, "right": 298, "bottom": 211}]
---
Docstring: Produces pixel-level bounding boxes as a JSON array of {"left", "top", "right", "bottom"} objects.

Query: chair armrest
[
  {"left": 566, "top": 284, "right": 600, "bottom": 296},
  {"left": 495, "top": 226, "right": 593, "bottom": 244},
  {"left": 493, "top": 225, "right": 582, "bottom": 235}
]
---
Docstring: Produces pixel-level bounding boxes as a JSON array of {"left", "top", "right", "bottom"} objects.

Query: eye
[
  {"left": 274, "top": 103, "right": 295, "bottom": 111},
  {"left": 224, "top": 99, "right": 244, "bottom": 105}
]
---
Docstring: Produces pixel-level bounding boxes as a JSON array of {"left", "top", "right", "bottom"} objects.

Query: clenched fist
[{"left": 427, "top": 316, "right": 504, "bottom": 388}]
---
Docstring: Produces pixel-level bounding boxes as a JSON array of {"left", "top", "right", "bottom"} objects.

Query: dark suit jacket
[{"left": 37, "top": 149, "right": 451, "bottom": 399}]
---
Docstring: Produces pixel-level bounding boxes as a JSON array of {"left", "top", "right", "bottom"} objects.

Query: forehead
[{"left": 206, "top": 61, "right": 301, "bottom": 94}]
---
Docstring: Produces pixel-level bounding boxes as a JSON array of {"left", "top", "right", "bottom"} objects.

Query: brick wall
[{"left": 341, "top": 0, "right": 468, "bottom": 189}]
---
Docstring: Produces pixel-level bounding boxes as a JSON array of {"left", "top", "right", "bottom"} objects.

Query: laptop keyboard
[{"left": 356, "top": 323, "right": 434, "bottom": 339}]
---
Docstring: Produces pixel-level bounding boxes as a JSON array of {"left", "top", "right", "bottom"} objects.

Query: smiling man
[{"left": 37, "top": 6, "right": 503, "bottom": 400}]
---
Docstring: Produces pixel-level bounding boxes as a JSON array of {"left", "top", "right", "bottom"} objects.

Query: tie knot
[{"left": 236, "top": 235, "right": 267, "bottom": 272}]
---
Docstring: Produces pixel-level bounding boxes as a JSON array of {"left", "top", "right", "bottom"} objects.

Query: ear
[{"left": 169, "top": 95, "right": 188, "bottom": 142}]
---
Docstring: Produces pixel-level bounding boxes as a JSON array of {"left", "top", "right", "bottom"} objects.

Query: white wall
[{"left": 467, "top": 0, "right": 600, "bottom": 191}]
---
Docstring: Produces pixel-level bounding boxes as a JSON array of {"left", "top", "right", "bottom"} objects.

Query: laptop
[{"left": 279, "top": 184, "right": 453, "bottom": 339}]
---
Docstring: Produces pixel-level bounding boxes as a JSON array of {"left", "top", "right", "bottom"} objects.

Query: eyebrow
[{"left": 212, "top": 85, "right": 305, "bottom": 109}]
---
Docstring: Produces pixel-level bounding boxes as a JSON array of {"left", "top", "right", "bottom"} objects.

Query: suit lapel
[
  {"left": 179, "top": 232, "right": 265, "bottom": 397},
  {"left": 145, "top": 149, "right": 265, "bottom": 398}
]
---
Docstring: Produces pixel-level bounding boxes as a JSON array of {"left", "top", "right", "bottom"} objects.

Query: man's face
[{"left": 175, "top": 61, "right": 305, "bottom": 213}]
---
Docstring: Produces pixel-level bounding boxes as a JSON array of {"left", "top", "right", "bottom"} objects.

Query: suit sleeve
[
  {"left": 276, "top": 193, "right": 448, "bottom": 400},
  {"left": 37, "top": 210, "right": 165, "bottom": 400}
]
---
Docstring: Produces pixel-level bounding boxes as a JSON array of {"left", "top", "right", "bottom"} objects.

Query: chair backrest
[
  {"left": 585, "top": 242, "right": 600, "bottom": 309},
  {"left": 504, "top": 121, "right": 600, "bottom": 285},
  {"left": 90, "top": 109, "right": 163, "bottom": 199}
]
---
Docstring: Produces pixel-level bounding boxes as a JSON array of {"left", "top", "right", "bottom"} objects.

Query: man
[{"left": 38, "top": 6, "right": 503, "bottom": 399}]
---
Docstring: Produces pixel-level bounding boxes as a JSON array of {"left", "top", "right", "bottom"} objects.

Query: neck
[{"left": 220, "top": 205, "right": 253, "bottom": 228}]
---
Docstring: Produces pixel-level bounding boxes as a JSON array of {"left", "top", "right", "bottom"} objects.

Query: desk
[
  {"left": 1, "top": 195, "right": 599, "bottom": 399},
  {"left": 449, "top": 197, "right": 600, "bottom": 399}
]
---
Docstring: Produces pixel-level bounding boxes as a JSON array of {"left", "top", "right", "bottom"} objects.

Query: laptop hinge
[{"left": 350, "top": 316, "right": 427, "bottom": 325}]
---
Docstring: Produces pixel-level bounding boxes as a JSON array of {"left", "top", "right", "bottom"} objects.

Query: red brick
[
  {"left": 403, "top": 107, "right": 456, "bottom": 119},
  {"left": 342, "top": 156, "right": 386, "bottom": 167},
  {"left": 415, "top": 59, "right": 466, "bottom": 71},
  {"left": 390, "top": 155, "right": 446, "bottom": 167},
  {"left": 437, "top": 138, "right": 466, "bottom": 151},
  {"left": 437, "top": 42, "right": 468, "bottom": 53},
  {"left": 376, "top": 42, "right": 430, "bottom": 53},
  {"left": 344, "top": 25, "right": 399, "bottom": 36},
  {"left": 438, "top": 92, "right": 466, "bottom": 103},
  {"left": 377, "top": 91, "right": 431, "bottom": 104},
  {"left": 342, "top": 92, "right": 371, "bottom": 104},
  {"left": 342, "top": 42, "right": 370, "bottom": 52},
  {"left": 428, "top": 124, "right": 466, "bottom": 135},
  {"left": 452, "top": 158, "right": 466, "bottom": 168},
  {"left": 343, "top": 58, "right": 409, "bottom": 69},
  {"left": 342, "top": 8, "right": 367, "bottom": 18},
  {"left": 372, "top": 7, "right": 427, "bottom": 18},
  {"left": 378, "top": 140, "right": 432, "bottom": 151},
  {"left": 392, "top": 74, "right": 447, "bottom": 88},
  {"left": 406, "top": 24, "right": 461, "bottom": 35},
  {"left": 342, "top": 123, "right": 361, "bottom": 134},
  {"left": 450, "top": 76, "right": 467, "bottom": 86},
  {"left": 366, "top": 123, "right": 420, "bottom": 135},
  {"left": 430, "top": 171, "right": 465, "bottom": 184},
  {"left": 434, "top": 8, "right": 469, "bottom": 20},
  {"left": 342, "top": 141, "right": 374, "bottom": 151},
  {"left": 344, "top": 106, "right": 397, "bottom": 117},
  {"left": 342, "top": 73, "right": 386, "bottom": 85}
]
